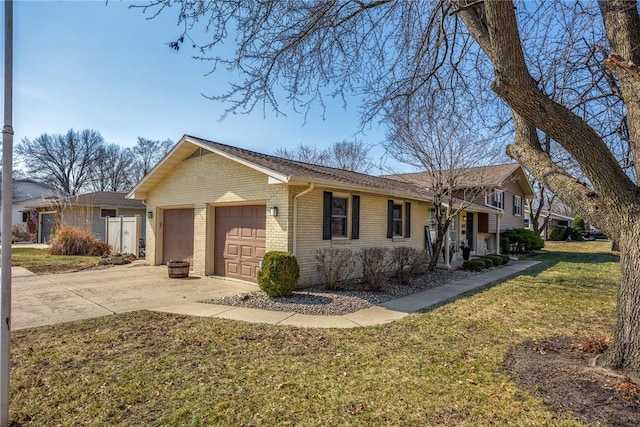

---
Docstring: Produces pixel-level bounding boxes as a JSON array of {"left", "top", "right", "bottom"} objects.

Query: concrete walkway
[
  {"left": 11, "top": 259, "right": 539, "bottom": 330},
  {"left": 151, "top": 260, "right": 540, "bottom": 329}
]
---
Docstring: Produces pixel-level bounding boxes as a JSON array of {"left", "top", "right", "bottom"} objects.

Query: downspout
[{"left": 292, "top": 183, "right": 315, "bottom": 257}]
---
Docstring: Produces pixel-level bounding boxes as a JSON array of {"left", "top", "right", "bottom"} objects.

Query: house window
[
  {"left": 21, "top": 212, "right": 28, "bottom": 223},
  {"left": 392, "top": 204, "right": 403, "bottom": 236},
  {"left": 486, "top": 190, "right": 504, "bottom": 210},
  {"left": 331, "top": 197, "right": 348, "bottom": 238},
  {"left": 524, "top": 218, "right": 530, "bottom": 229},
  {"left": 387, "top": 200, "right": 411, "bottom": 238},
  {"left": 323, "top": 192, "right": 360, "bottom": 240},
  {"left": 513, "top": 195, "right": 522, "bottom": 216},
  {"left": 100, "top": 208, "right": 117, "bottom": 218}
]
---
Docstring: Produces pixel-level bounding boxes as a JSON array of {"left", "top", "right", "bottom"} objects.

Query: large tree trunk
[
  {"left": 597, "top": 230, "right": 640, "bottom": 371},
  {"left": 456, "top": 0, "right": 640, "bottom": 372}
]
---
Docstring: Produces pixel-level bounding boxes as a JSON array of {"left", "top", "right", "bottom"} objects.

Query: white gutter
[{"left": 292, "top": 183, "right": 315, "bottom": 257}]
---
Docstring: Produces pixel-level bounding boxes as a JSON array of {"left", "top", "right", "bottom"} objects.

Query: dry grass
[
  {"left": 12, "top": 247, "right": 101, "bottom": 274},
  {"left": 9, "top": 241, "right": 618, "bottom": 425}
]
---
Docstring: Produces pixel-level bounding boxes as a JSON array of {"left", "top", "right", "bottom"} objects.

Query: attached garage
[
  {"left": 214, "top": 205, "right": 266, "bottom": 282},
  {"left": 162, "top": 208, "right": 194, "bottom": 266}
]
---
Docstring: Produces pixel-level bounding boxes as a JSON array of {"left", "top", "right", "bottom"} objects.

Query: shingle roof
[
  {"left": 385, "top": 163, "right": 522, "bottom": 188},
  {"left": 44, "top": 191, "right": 145, "bottom": 209},
  {"left": 185, "top": 135, "right": 432, "bottom": 199}
]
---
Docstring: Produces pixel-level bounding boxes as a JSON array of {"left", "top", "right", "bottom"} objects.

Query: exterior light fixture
[{"left": 270, "top": 207, "right": 278, "bottom": 217}]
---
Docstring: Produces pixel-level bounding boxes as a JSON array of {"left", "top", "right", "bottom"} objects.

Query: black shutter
[
  {"left": 352, "top": 195, "right": 360, "bottom": 240},
  {"left": 323, "top": 191, "right": 332, "bottom": 240},
  {"left": 387, "top": 200, "right": 394, "bottom": 238},
  {"left": 404, "top": 202, "right": 411, "bottom": 238},
  {"left": 512, "top": 195, "right": 516, "bottom": 215}
]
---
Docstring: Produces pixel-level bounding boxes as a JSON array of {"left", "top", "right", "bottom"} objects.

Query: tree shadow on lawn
[{"left": 504, "top": 336, "right": 639, "bottom": 427}]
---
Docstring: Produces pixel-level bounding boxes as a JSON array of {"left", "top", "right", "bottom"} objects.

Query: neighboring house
[
  {"left": 0, "top": 178, "right": 62, "bottom": 237},
  {"left": 32, "top": 191, "right": 146, "bottom": 244},
  {"left": 388, "top": 163, "right": 535, "bottom": 258},
  {"left": 524, "top": 205, "right": 573, "bottom": 240},
  {"left": 129, "top": 135, "right": 462, "bottom": 286}
]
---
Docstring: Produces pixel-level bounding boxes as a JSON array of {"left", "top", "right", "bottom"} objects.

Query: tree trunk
[{"left": 596, "top": 228, "right": 640, "bottom": 371}]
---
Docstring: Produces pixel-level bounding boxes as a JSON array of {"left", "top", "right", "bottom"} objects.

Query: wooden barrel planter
[{"left": 167, "top": 260, "right": 190, "bottom": 278}]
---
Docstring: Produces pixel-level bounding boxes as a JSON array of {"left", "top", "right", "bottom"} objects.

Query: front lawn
[
  {"left": 9, "top": 241, "right": 620, "bottom": 425},
  {"left": 12, "top": 248, "right": 101, "bottom": 274}
]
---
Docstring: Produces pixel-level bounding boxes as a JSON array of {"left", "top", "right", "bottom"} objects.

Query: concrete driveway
[{"left": 11, "top": 264, "right": 257, "bottom": 330}]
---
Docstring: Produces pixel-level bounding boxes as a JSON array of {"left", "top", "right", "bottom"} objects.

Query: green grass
[
  {"left": 9, "top": 241, "right": 618, "bottom": 425},
  {"left": 11, "top": 248, "right": 101, "bottom": 273}
]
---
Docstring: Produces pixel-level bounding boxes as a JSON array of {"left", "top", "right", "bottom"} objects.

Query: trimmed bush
[
  {"left": 500, "top": 254, "right": 511, "bottom": 265},
  {"left": 392, "top": 246, "right": 429, "bottom": 284},
  {"left": 89, "top": 241, "right": 111, "bottom": 257},
  {"left": 548, "top": 225, "right": 568, "bottom": 241},
  {"left": 477, "top": 258, "right": 494, "bottom": 268},
  {"left": 462, "top": 260, "right": 487, "bottom": 271},
  {"left": 257, "top": 251, "right": 300, "bottom": 297},
  {"left": 48, "top": 225, "right": 100, "bottom": 256},
  {"left": 572, "top": 216, "right": 586, "bottom": 234},
  {"left": 359, "top": 247, "right": 393, "bottom": 291},
  {"left": 500, "top": 228, "right": 544, "bottom": 253},
  {"left": 316, "top": 247, "right": 356, "bottom": 290},
  {"left": 479, "top": 256, "right": 499, "bottom": 267},
  {"left": 481, "top": 255, "right": 503, "bottom": 267}
]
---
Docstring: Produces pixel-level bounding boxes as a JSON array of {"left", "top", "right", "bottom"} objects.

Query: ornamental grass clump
[
  {"left": 257, "top": 251, "right": 300, "bottom": 297},
  {"left": 48, "top": 225, "right": 102, "bottom": 256}
]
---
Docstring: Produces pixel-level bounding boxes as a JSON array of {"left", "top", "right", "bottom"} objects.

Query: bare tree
[
  {"left": 326, "top": 139, "right": 373, "bottom": 173},
  {"left": 385, "top": 96, "right": 499, "bottom": 270},
  {"left": 91, "top": 144, "right": 136, "bottom": 192},
  {"left": 17, "top": 129, "right": 104, "bottom": 195},
  {"left": 275, "top": 139, "right": 373, "bottom": 172},
  {"left": 138, "top": 0, "right": 640, "bottom": 372},
  {"left": 274, "top": 143, "right": 330, "bottom": 165},
  {"left": 132, "top": 137, "right": 173, "bottom": 182}
]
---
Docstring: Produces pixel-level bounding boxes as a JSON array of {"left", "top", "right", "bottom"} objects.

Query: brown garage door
[
  {"left": 162, "top": 208, "right": 194, "bottom": 266},
  {"left": 214, "top": 205, "right": 266, "bottom": 282}
]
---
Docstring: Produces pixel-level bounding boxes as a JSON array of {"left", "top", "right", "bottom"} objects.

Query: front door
[{"left": 466, "top": 213, "right": 474, "bottom": 250}]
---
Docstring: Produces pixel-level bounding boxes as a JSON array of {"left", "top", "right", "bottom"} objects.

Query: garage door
[
  {"left": 162, "top": 208, "right": 194, "bottom": 266},
  {"left": 214, "top": 205, "right": 266, "bottom": 282}
]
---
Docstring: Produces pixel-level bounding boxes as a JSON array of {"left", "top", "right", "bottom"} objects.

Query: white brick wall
[
  {"left": 144, "top": 151, "right": 431, "bottom": 284},
  {"left": 145, "top": 152, "right": 290, "bottom": 276}
]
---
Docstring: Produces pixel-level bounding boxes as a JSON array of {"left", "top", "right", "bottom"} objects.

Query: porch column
[
  {"left": 496, "top": 214, "right": 501, "bottom": 254},
  {"left": 444, "top": 227, "right": 451, "bottom": 269}
]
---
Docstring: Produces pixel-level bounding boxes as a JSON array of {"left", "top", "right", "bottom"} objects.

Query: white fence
[{"left": 105, "top": 216, "right": 143, "bottom": 257}]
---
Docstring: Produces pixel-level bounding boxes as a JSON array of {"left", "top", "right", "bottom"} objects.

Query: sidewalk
[{"left": 151, "top": 260, "right": 540, "bottom": 328}]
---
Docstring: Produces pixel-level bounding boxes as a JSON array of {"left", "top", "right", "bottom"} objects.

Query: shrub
[
  {"left": 359, "top": 247, "right": 394, "bottom": 291},
  {"left": 89, "top": 241, "right": 111, "bottom": 257},
  {"left": 500, "top": 228, "right": 544, "bottom": 253},
  {"left": 392, "top": 246, "right": 429, "bottom": 284},
  {"left": 257, "top": 251, "right": 300, "bottom": 297},
  {"left": 548, "top": 225, "right": 568, "bottom": 241},
  {"left": 316, "top": 247, "right": 356, "bottom": 290},
  {"left": 477, "top": 258, "right": 494, "bottom": 268},
  {"left": 462, "top": 260, "right": 486, "bottom": 271},
  {"left": 567, "top": 227, "right": 584, "bottom": 241},
  {"left": 12, "top": 224, "right": 35, "bottom": 242},
  {"left": 98, "top": 252, "right": 136, "bottom": 265},
  {"left": 572, "top": 216, "right": 586, "bottom": 234},
  {"left": 48, "top": 225, "right": 100, "bottom": 256},
  {"left": 481, "top": 255, "right": 503, "bottom": 267},
  {"left": 500, "top": 254, "right": 511, "bottom": 265}
]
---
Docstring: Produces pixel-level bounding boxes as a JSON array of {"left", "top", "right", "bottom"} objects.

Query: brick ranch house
[{"left": 128, "top": 135, "right": 519, "bottom": 286}]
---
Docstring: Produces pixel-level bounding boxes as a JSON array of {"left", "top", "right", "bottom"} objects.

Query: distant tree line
[{"left": 16, "top": 129, "right": 173, "bottom": 195}]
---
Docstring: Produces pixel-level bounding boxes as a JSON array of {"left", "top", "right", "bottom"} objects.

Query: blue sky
[{"left": 5, "top": 0, "right": 387, "bottom": 165}]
